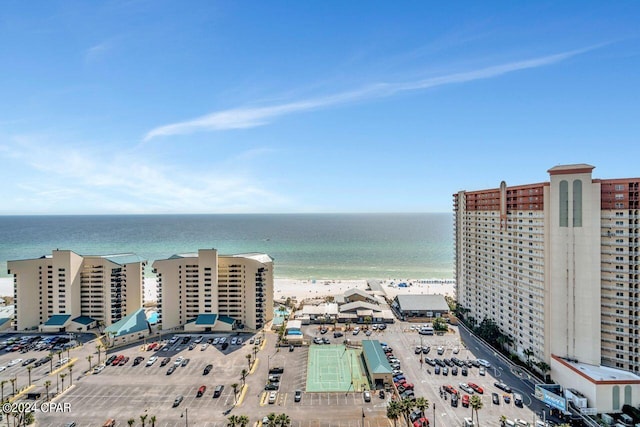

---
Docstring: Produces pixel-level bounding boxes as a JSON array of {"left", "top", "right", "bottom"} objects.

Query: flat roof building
[
  {"left": 152, "top": 249, "right": 273, "bottom": 332},
  {"left": 392, "top": 294, "right": 450, "bottom": 320},
  {"left": 7, "top": 250, "right": 145, "bottom": 332},
  {"left": 454, "top": 164, "right": 640, "bottom": 413}
]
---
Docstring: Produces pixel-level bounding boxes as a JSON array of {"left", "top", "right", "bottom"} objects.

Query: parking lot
[{"left": 1, "top": 321, "right": 542, "bottom": 427}]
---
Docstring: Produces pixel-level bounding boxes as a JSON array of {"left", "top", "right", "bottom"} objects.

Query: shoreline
[{"left": 0, "top": 276, "right": 456, "bottom": 303}]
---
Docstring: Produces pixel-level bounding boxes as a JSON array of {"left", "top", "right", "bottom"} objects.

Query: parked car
[
  {"left": 22, "top": 358, "right": 37, "bottom": 366},
  {"left": 459, "top": 383, "right": 474, "bottom": 394},
  {"left": 196, "top": 385, "right": 206, "bottom": 397},
  {"left": 494, "top": 382, "right": 512, "bottom": 393},
  {"left": 462, "top": 394, "right": 470, "bottom": 407},
  {"left": 181, "top": 358, "right": 190, "bottom": 367},
  {"left": 172, "top": 395, "right": 183, "bottom": 407},
  {"left": 133, "top": 356, "right": 144, "bottom": 366},
  {"left": 492, "top": 392, "right": 500, "bottom": 405},
  {"left": 203, "top": 364, "right": 213, "bottom": 375},
  {"left": 268, "top": 391, "right": 277, "bottom": 404},
  {"left": 146, "top": 356, "right": 158, "bottom": 366},
  {"left": 442, "top": 367, "right": 449, "bottom": 376},
  {"left": 479, "top": 367, "right": 486, "bottom": 376},
  {"left": 213, "top": 385, "right": 224, "bottom": 398},
  {"left": 93, "top": 364, "right": 106, "bottom": 374},
  {"left": 160, "top": 357, "right": 171, "bottom": 367},
  {"left": 468, "top": 383, "right": 484, "bottom": 394},
  {"left": 294, "top": 390, "right": 302, "bottom": 402},
  {"left": 166, "top": 366, "right": 176, "bottom": 375},
  {"left": 415, "top": 346, "right": 422, "bottom": 354},
  {"left": 477, "top": 359, "right": 491, "bottom": 368},
  {"left": 333, "top": 332, "right": 343, "bottom": 338},
  {"left": 264, "top": 383, "right": 279, "bottom": 391}
]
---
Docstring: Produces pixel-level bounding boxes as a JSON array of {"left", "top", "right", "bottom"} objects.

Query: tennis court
[{"left": 306, "top": 344, "right": 368, "bottom": 392}]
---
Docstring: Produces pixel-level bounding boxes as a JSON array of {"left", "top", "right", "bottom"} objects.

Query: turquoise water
[{"left": 0, "top": 213, "right": 453, "bottom": 279}]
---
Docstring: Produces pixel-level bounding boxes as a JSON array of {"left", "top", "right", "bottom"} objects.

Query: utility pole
[{"left": 433, "top": 403, "right": 436, "bottom": 427}]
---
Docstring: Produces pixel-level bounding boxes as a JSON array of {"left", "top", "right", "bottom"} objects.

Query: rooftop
[
  {"left": 104, "top": 309, "right": 149, "bottom": 337},
  {"left": 394, "top": 294, "right": 450, "bottom": 312},
  {"left": 553, "top": 355, "right": 640, "bottom": 384},
  {"left": 362, "top": 340, "right": 393, "bottom": 374},
  {"left": 44, "top": 314, "right": 71, "bottom": 326}
]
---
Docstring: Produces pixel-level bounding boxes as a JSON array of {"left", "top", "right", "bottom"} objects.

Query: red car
[
  {"left": 403, "top": 383, "right": 414, "bottom": 390},
  {"left": 468, "top": 383, "right": 484, "bottom": 394},
  {"left": 443, "top": 385, "right": 458, "bottom": 395},
  {"left": 462, "top": 394, "right": 470, "bottom": 407},
  {"left": 196, "top": 385, "right": 206, "bottom": 397},
  {"left": 412, "top": 417, "right": 429, "bottom": 427}
]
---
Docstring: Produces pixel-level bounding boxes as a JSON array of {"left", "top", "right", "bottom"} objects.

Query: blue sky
[{"left": 1, "top": 1, "right": 639, "bottom": 214}]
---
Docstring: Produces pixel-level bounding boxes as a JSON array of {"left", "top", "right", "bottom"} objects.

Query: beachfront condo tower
[
  {"left": 7, "top": 250, "right": 146, "bottom": 332},
  {"left": 152, "top": 249, "right": 273, "bottom": 332},
  {"left": 454, "top": 164, "right": 640, "bottom": 413}
]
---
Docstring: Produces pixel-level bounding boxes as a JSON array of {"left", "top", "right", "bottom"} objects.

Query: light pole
[
  {"left": 433, "top": 403, "right": 435, "bottom": 427},
  {"left": 181, "top": 407, "right": 188, "bottom": 426}
]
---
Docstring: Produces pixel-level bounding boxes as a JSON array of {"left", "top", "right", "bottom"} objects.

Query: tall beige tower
[{"left": 547, "top": 164, "right": 602, "bottom": 365}]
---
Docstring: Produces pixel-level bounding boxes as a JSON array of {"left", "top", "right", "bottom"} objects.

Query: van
[
  {"left": 102, "top": 419, "right": 116, "bottom": 427},
  {"left": 513, "top": 393, "right": 523, "bottom": 407}
]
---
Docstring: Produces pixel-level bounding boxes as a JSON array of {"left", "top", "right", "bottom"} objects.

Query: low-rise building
[{"left": 392, "top": 294, "right": 450, "bottom": 320}]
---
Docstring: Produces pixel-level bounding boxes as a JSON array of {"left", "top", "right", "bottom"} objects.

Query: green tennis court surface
[{"left": 306, "top": 344, "right": 368, "bottom": 392}]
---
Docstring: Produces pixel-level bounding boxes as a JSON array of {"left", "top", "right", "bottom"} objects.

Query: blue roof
[
  {"left": 218, "top": 315, "right": 235, "bottom": 325},
  {"left": 195, "top": 314, "right": 218, "bottom": 325},
  {"left": 72, "top": 316, "right": 95, "bottom": 326},
  {"left": 44, "top": 314, "right": 71, "bottom": 326},
  {"left": 104, "top": 309, "right": 148, "bottom": 337},
  {"left": 0, "top": 318, "right": 11, "bottom": 326}
]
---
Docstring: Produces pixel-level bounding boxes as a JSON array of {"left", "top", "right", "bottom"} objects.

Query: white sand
[{"left": 1, "top": 276, "right": 456, "bottom": 303}]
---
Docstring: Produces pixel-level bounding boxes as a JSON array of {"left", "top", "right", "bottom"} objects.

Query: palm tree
[
  {"left": 68, "top": 363, "right": 74, "bottom": 386},
  {"left": 246, "top": 353, "right": 252, "bottom": 369},
  {"left": 499, "top": 415, "right": 507, "bottom": 426},
  {"left": 0, "top": 379, "right": 6, "bottom": 402},
  {"left": 253, "top": 345, "right": 259, "bottom": 359},
  {"left": 44, "top": 380, "right": 51, "bottom": 400},
  {"left": 56, "top": 350, "right": 63, "bottom": 362},
  {"left": 10, "top": 377, "right": 17, "bottom": 396},
  {"left": 267, "top": 413, "right": 278, "bottom": 426},
  {"left": 276, "top": 413, "right": 291, "bottom": 427},
  {"left": 48, "top": 351, "right": 55, "bottom": 372},
  {"left": 60, "top": 373, "right": 67, "bottom": 391},
  {"left": 231, "top": 383, "right": 239, "bottom": 403},
  {"left": 238, "top": 415, "right": 250, "bottom": 427},
  {"left": 86, "top": 355, "right": 93, "bottom": 370},
  {"left": 241, "top": 369, "right": 248, "bottom": 386},
  {"left": 127, "top": 419, "right": 135, "bottom": 427},
  {"left": 140, "top": 413, "right": 148, "bottom": 427},
  {"left": 27, "top": 366, "right": 33, "bottom": 386},
  {"left": 470, "top": 395, "right": 483, "bottom": 426},
  {"left": 524, "top": 348, "right": 534, "bottom": 368},
  {"left": 96, "top": 343, "right": 103, "bottom": 364},
  {"left": 228, "top": 414, "right": 240, "bottom": 427},
  {"left": 386, "top": 401, "right": 401, "bottom": 427},
  {"left": 150, "top": 415, "right": 156, "bottom": 427},
  {"left": 399, "top": 397, "right": 414, "bottom": 426},
  {"left": 414, "top": 397, "right": 429, "bottom": 414}
]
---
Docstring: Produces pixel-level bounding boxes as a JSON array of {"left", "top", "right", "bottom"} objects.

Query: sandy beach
[{"left": 1, "top": 276, "right": 455, "bottom": 303}]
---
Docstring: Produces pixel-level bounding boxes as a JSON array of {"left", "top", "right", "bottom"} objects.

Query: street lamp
[{"left": 180, "top": 408, "right": 188, "bottom": 426}]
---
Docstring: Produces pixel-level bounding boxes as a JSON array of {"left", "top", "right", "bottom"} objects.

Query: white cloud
[
  {"left": 1, "top": 137, "right": 291, "bottom": 214},
  {"left": 144, "top": 46, "right": 597, "bottom": 141}
]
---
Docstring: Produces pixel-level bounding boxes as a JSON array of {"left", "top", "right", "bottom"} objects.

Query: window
[
  {"left": 573, "top": 180, "right": 582, "bottom": 227},
  {"left": 559, "top": 180, "right": 568, "bottom": 227},
  {"left": 615, "top": 184, "right": 625, "bottom": 191}
]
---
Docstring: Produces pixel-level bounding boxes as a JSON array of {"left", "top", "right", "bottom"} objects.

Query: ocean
[{"left": 0, "top": 213, "right": 453, "bottom": 280}]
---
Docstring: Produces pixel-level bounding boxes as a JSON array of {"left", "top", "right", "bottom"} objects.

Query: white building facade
[
  {"left": 454, "top": 164, "right": 640, "bottom": 413},
  {"left": 152, "top": 249, "right": 273, "bottom": 332}
]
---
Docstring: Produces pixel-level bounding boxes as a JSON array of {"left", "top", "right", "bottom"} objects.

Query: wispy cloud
[
  {"left": 144, "top": 46, "right": 597, "bottom": 141},
  {"left": 1, "top": 137, "right": 291, "bottom": 214},
  {"left": 85, "top": 40, "right": 114, "bottom": 62}
]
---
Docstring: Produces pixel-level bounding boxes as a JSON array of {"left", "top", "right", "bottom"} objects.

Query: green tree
[
  {"left": 414, "top": 397, "right": 429, "bottom": 414},
  {"left": 433, "top": 317, "right": 448, "bottom": 332},
  {"left": 524, "top": 348, "right": 534, "bottom": 368},
  {"left": 10, "top": 377, "right": 17, "bottom": 396},
  {"left": 246, "top": 353, "right": 252, "bottom": 369},
  {"left": 86, "top": 355, "right": 93, "bottom": 370},
  {"left": 96, "top": 343, "right": 103, "bottom": 364},
  {"left": 127, "top": 419, "right": 135, "bottom": 427},
  {"left": 241, "top": 368, "right": 248, "bottom": 386},
  {"left": 49, "top": 351, "right": 55, "bottom": 372},
  {"left": 386, "top": 400, "right": 401, "bottom": 427},
  {"left": 60, "top": 373, "right": 67, "bottom": 391},
  {"left": 150, "top": 415, "right": 156, "bottom": 427},
  {"left": 499, "top": 415, "right": 507, "bottom": 426},
  {"left": 228, "top": 414, "right": 240, "bottom": 427},
  {"left": 238, "top": 415, "right": 250, "bottom": 427},
  {"left": 470, "top": 395, "right": 483, "bottom": 426},
  {"left": 67, "top": 363, "right": 74, "bottom": 386},
  {"left": 276, "top": 413, "right": 291, "bottom": 427},
  {"left": 400, "top": 397, "right": 415, "bottom": 426},
  {"left": 44, "top": 380, "right": 51, "bottom": 400},
  {"left": 231, "top": 383, "right": 239, "bottom": 403},
  {"left": 267, "top": 413, "right": 278, "bottom": 426},
  {"left": 27, "top": 365, "right": 33, "bottom": 386},
  {"left": 140, "top": 413, "right": 148, "bottom": 427}
]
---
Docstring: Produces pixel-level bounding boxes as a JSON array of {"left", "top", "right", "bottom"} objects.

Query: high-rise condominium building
[
  {"left": 7, "top": 250, "right": 146, "bottom": 331},
  {"left": 152, "top": 249, "right": 273, "bottom": 332},
  {"left": 454, "top": 164, "right": 640, "bottom": 412}
]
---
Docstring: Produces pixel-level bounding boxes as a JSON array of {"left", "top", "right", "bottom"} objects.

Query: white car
[
  {"left": 174, "top": 356, "right": 184, "bottom": 366},
  {"left": 459, "top": 383, "right": 475, "bottom": 394},
  {"left": 7, "top": 358, "right": 23, "bottom": 367},
  {"left": 201, "top": 344, "right": 208, "bottom": 351},
  {"left": 218, "top": 337, "right": 226, "bottom": 344},
  {"left": 93, "top": 364, "right": 106, "bottom": 374},
  {"left": 146, "top": 356, "right": 158, "bottom": 366},
  {"left": 231, "top": 337, "right": 238, "bottom": 345},
  {"left": 194, "top": 336, "right": 203, "bottom": 343},
  {"left": 268, "top": 391, "right": 277, "bottom": 404},
  {"left": 237, "top": 338, "right": 243, "bottom": 345},
  {"left": 212, "top": 338, "right": 220, "bottom": 345},
  {"left": 453, "top": 347, "right": 460, "bottom": 354},
  {"left": 477, "top": 359, "right": 491, "bottom": 368},
  {"left": 0, "top": 367, "right": 6, "bottom": 372}
]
